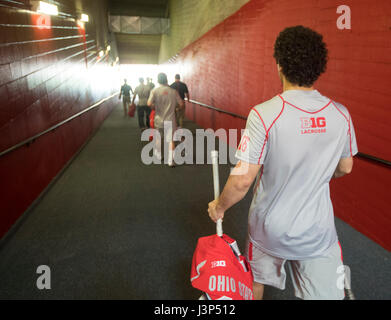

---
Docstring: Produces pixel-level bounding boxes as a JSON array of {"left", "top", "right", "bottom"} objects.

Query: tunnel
[{"left": 0, "top": 0, "right": 390, "bottom": 302}]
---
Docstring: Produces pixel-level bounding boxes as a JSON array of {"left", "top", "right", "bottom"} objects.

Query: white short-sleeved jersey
[
  {"left": 148, "top": 85, "right": 182, "bottom": 129},
  {"left": 235, "top": 90, "right": 358, "bottom": 260}
]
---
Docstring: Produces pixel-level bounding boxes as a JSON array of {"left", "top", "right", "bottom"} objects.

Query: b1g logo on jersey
[{"left": 301, "top": 117, "right": 327, "bottom": 134}]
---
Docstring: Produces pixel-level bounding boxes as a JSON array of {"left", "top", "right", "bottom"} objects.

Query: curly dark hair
[{"left": 273, "top": 26, "right": 328, "bottom": 87}]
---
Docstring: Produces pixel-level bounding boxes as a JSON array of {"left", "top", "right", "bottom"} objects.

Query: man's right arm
[{"left": 333, "top": 157, "right": 353, "bottom": 178}]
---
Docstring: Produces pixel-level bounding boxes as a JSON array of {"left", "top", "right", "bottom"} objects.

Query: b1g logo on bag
[
  {"left": 211, "top": 260, "right": 226, "bottom": 268},
  {"left": 301, "top": 117, "right": 327, "bottom": 134}
]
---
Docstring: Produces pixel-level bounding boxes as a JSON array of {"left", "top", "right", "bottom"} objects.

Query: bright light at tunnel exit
[
  {"left": 81, "top": 14, "right": 89, "bottom": 22},
  {"left": 119, "top": 64, "right": 180, "bottom": 89}
]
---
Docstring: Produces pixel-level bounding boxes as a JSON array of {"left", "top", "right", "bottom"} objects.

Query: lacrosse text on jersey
[{"left": 208, "top": 275, "right": 253, "bottom": 300}]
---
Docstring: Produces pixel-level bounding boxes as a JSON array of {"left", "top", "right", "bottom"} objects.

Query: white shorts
[{"left": 246, "top": 240, "right": 345, "bottom": 300}]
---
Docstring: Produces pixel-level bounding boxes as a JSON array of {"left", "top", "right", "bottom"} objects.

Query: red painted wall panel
[
  {"left": 175, "top": 0, "right": 391, "bottom": 250},
  {"left": 0, "top": 1, "right": 119, "bottom": 238}
]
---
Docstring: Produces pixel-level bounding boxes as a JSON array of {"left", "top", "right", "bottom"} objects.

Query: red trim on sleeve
[
  {"left": 331, "top": 101, "right": 353, "bottom": 157},
  {"left": 251, "top": 107, "right": 268, "bottom": 137},
  {"left": 250, "top": 108, "right": 269, "bottom": 164},
  {"left": 253, "top": 98, "right": 285, "bottom": 165},
  {"left": 257, "top": 138, "right": 268, "bottom": 165},
  {"left": 267, "top": 102, "right": 285, "bottom": 133}
]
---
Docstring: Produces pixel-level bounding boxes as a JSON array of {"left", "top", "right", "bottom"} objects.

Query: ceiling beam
[{"left": 108, "top": 0, "right": 169, "bottom": 18}]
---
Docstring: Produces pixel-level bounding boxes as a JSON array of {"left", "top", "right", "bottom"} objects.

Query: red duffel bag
[
  {"left": 149, "top": 110, "right": 155, "bottom": 141},
  {"left": 149, "top": 110, "right": 155, "bottom": 128},
  {"left": 128, "top": 103, "right": 136, "bottom": 118}
]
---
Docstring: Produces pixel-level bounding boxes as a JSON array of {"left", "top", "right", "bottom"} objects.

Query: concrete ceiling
[
  {"left": 109, "top": 0, "right": 169, "bottom": 17},
  {"left": 109, "top": 0, "right": 169, "bottom": 64}
]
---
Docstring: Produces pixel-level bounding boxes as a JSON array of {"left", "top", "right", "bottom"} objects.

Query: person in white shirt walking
[
  {"left": 148, "top": 73, "right": 184, "bottom": 167},
  {"left": 208, "top": 25, "right": 358, "bottom": 300}
]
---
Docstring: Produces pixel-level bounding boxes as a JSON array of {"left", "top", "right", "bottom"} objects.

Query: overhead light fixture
[
  {"left": 80, "top": 13, "right": 89, "bottom": 22},
  {"left": 36, "top": 1, "right": 58, "bottom": 16}
]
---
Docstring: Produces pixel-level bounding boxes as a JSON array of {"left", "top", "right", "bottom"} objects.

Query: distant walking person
[
  {"left": 170, "top": 74, "right": 189, "bottom": 128},
  {"left": 147, "top": 77, "right": 155, "bottom": 90},
  {"left": 148, "top": 73, "right": 184, "bottom": 167},
  {"left": 119, "top": 79, "right": 133, "bottom": 117},
  {"left": 132, "top": 78, "right": 152, "bottom": 130}
]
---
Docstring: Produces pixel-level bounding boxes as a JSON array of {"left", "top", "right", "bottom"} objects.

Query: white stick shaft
[{"left": 211, "top": 150, "right": 223, "bottom": 237}]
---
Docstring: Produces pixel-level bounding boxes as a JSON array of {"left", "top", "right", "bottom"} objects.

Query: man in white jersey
[{"left": 208, "top": 26, "right": 358, "bottom": 300}]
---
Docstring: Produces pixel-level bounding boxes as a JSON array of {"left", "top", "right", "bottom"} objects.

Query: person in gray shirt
[
  {"left": 208, "top": 26, "right": 358, "bottom": 300},
  {"left": 148, "top": 73, "right": 183, "bottom": 167}
]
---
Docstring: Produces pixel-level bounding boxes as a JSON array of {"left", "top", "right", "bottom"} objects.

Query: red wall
[
  {"left": 0, "top": 0, "right": 119, "bottom": 238},
  {"left": 175, "top": 0, "right": 391, "bottom": 250}
]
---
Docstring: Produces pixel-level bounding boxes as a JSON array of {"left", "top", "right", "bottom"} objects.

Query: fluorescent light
[
  {"left": 81, "top": 14, "right": 89, "bottom": 22},
  {"left": 37, "top": 1, "right": 58, "bottom": 16}
]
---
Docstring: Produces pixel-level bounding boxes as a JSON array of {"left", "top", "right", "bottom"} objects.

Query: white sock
[{"left": 168, "top": 149, "right": 174, "bottom": 166}]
